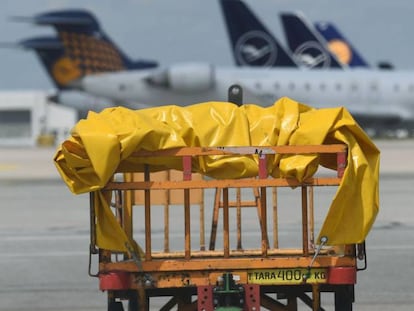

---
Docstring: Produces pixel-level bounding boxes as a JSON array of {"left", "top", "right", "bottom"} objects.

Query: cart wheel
[
  {"left": 108, "top": 299, "right": 124, "bottom": 311},
  {"left": 334, "top": 285, "right": 354, "bottom": 311},
  {"left": 128, "top": 291, "right": 139, "bottom": 311}
]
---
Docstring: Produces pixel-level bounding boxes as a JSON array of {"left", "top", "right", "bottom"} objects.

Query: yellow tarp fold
[{"left": 54, "top": 97, "right": 379, "bottom": 249}]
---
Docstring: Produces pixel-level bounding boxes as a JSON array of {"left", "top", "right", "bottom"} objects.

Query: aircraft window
[
  {"left": 320, "top": 83, "right": 326, "bottom": 91},
  {"left": 335, "top": 83, "right": 341, "bottom": 91},
  {"left": 393, "top": 84, "right": 400, "bottom": 92},
  {"left": 119, "top": 84, "right": 126, "bottom": 91},
  {"left": 304, "top": 83, "right": 311, "bottom": 91},
  {"left": 274, "top": 83, "right": 280, "bottom": 90},
  {"left": 255, "top": 82, "right": 262, "bottom": 90},
  {"left": 350, "top": 84, "right": 358, "bottom": 91},
  {"left": 409, "top": 84, "right": 414, "bottom": 92},
  {"left": 288, "top": 82, "right": 295, "bottom": 90},
  {"left": 370, "top": 83, "right": 378, "bottom": 91}
]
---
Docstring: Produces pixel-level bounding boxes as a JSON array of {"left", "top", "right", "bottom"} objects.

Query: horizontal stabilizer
[
  {"left": 10, "top": 14, "right": 93, "bottom": 26},
  {"left": 18, "top": 9, "right": 97, "bottom": 27},
  {"left": 17, "top": 37, "right": 63, "bottom": 50}
]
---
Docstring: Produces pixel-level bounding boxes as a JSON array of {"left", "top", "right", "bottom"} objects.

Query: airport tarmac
[{"left": 1, "top": 139, "right": 414, "bottom": 310}]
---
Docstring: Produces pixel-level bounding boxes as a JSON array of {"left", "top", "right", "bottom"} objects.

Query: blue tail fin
[
  {"left": 17, "top": 36, "right": 75, "bottom": 90},
  {"left": 13, "top": 9, "right": 158, "bottom": 88},
  {"left": 280, "top": 12, "right": 345, "bottom": 69},
  {"left": 28, "top": 9, "right": 157, "bottom": 72},
  {"left": 314, "top": 21, "right": 370, "bottom": 68},
  {"left": 219, "top": 0, "right": 297, "bottom": 67}
]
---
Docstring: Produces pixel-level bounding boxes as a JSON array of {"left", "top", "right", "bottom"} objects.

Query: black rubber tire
[
  {"left": 128, "top": 291, "right": 139, "bottom": 311},
  {"left": 108, "top": 300, "right": 124, "bottom": 311},
  {"left": 334, "top": 285, "right": 354, "bottom": 311}
]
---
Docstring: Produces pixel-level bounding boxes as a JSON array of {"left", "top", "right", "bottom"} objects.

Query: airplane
[
  {"left": 280, "top": 12, "right": 346, "bottom": 69},
  {"left": 14, "top": 36, "right": 116, "bottom": 115},
  {"left": 13, "top": 7, "right": 414, "bottom": 136},
  {"left": 11, "top": 9, "right": 159, "bottom": 74},
  {"left": 10, "top": 9, "right": 159, "bottom": 116},
  {"left": 73, "top": 65, "right": 414, "bottom": 130},
  {"left": 19, "top": 31, "right": 408, "bottom": 133},
  {"left": 218, "top": 0, "right": 298, "bottom": 67}
]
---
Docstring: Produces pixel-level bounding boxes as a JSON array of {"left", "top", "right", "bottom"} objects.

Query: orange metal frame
[{"left": 92, "top": 144, "right": 358, "bottom": 310}]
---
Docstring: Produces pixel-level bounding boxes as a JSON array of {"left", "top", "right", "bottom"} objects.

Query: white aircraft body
[{"left": 72, "top": 63, "right": 414, "bottom": 130}]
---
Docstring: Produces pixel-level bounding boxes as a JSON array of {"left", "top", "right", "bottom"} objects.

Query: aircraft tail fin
[
  {"left": 33, "top": 10, "right": 158, "bottom": 69},
  {"left": 219, "top": 0, "right": 297, "bottom": 67},
  {"left": 280, "top": 12, "right": 345, "bottom": 69},
  {"left": 16, "top": 37, "right": 74, "bottom": 90},
  {"left": 12, "top": 10, "right": 158, "bottom": 88},
  {"left": 314, "top": 21, "right": 370, "bottom": 68}
]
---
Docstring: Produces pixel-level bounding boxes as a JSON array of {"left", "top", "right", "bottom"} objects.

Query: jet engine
[{"left": 147, "top": 63, "right": 215, "bottom": 93}]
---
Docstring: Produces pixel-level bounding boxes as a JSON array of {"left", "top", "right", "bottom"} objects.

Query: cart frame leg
[{"left": 334, "top": 285, "right": 354, "bottom": 311}]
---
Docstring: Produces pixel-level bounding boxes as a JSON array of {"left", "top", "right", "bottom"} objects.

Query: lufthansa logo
[
  {"left": 235, "top": 31, "right": 278, "bottom": 67},
  {"left": 293, "top": 41, "right": 331, "bottom": 69},
  {"left": 327, "top": 39, "right": 352, "bottom": 65},
  {"left": 52, "top": 57, "right": 82, "bottom": 86}
]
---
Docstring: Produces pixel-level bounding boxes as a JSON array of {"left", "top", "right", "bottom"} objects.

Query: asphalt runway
[{"left": 1, "top": 139, "right": 414, "bottom": 310}]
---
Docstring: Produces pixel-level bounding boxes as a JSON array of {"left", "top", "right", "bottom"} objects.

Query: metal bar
[
  {"left": 258, "top": 153, "right": 268, "bottom": 179},
  {"left": 89, "top": 192, "right": 99, "bottom": 277},
  {"left": 114, "top": 190, "right": 123, "bottom": 226},
  {"left": 209, "top": 189, "right": 221, "bottom": 250},
  {"left": 337, "top": 150, "right": 347, "bottom": 178},
  {"left": 259, "top": 153, "right": 268, "bottom": 256},
  {"left": 130, "top": 144, "right": 347, "bottom": 157},
  {"left": 89, "top": 192, "right": 97, "bottom": 253},
  {"left": 309, "top": 186, "right": 315, "bottom": 248},
  {"left": 287, "top": 295, "right": 298, "bottom": 311},
  {"left": 137, "top": 287, "right": 148, "bottom": 311},
  {"left": 199, "top": 199, "right": 205, "bottom": 251},
  {"left": 197, "top": 286, "right": 214, "bottom": 310},
  {"left": 101, "top": 255, "right": 355, "bottom": 272},
  {"left": 147, "top": 247, "right": 332, "bottom": 259},
  {"left": 183, "top": 156, "right": 192, "bottom": 260},
  {"left": 123, "top": 174, "right": 133, "bottom": 242},
  {"left": 272, "top": 187, "right": 279, "bottom": 249},
  {"left": 236, "top": 188, "right": 242, "bottom": 250},
  {"left": 144, "top": 165, "right": 151, "bottom": 261},
  {"left": 302, "top": 186, "right": 309, "bottom": 256},
  {"left": 183, "top": 155, "right": 192, "bottom": 181},
  {"left": 224, "top": 200, "right": 261, "bottom": 207},
  {"left": 312, "top": 284, "right": 321, "bottom": 311},
  {"left": 244, "top": 284, "right": 261, "bottom": 310},
  {"left": 164, "top": 170, "right": 170, "bottom": 253},
  {"left": 223, "top": 187, "right": 230, "bottom": 258},
  {"left": 184, "top": 192, "right": 191, "bottom": 260},
  {"left": 260, "top": 186, "right": 268, "bottom": 257},
  {"left": 104, "top": 177, "right": 342, "bottom": 191}
]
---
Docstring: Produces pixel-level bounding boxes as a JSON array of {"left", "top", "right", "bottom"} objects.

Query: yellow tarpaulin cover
[{"left": 54, "top": 97, "right": 379, "bottom": 251}]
